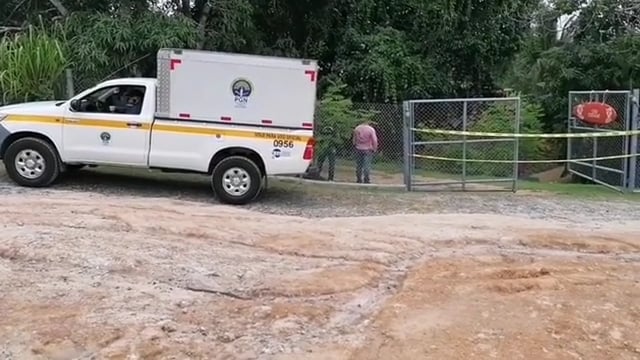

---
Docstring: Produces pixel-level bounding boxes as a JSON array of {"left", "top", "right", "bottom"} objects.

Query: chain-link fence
[
  {"left": 567, "top": 90, "right": 632, "bottom": 191},
  {"left": 67, "top": 71, "right": 107, "bottom": 97},
  {"left": 630, "top": 90, "right": 640, "bottom": 192},
  {"left": 405, "top": 97, "right": 521, "bottom": 191},
  {"left": 307, "top": 103, "right": 405, "bottom": 184}
]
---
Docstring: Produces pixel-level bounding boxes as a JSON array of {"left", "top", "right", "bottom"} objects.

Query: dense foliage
[
  {"left": 0, "top": 0, "right": 638, "bottom": 175},
  {"left": 314, "top": 80, "right": 375, "bottom": 157},
  {"left": 0, "top": 23, "right": 68, "bottom": 103},
  {"left": 0, "top": 0, "right": 545, "bottom": 101}
]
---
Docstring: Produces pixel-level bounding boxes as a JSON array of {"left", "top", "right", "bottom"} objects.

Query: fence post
[
  {"left": 402, "top": 101, "right": 412, "bottom": 191},
  {"left": 628, "top": 89, "right": 639, "bottom": 191},
  {"left": 461, "top": 100, "right": 468, "bottom": 191},
  {"left": 567, "top": 92, "right": 573, "bottom": 177},
  {"left": 512, "top": 97, "right": 521, "bottom": 192},
  {"left": 65, "top": 69, "right": 75, "bottom": 98}
]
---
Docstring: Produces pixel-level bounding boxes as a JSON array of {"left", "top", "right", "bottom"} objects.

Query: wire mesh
[
  {"left": 407, "top": 98, "right": 520, "bottom": 191},
  {"left": 568, "top": 91, "right": 631, "bottom": 190},
  {"left": 309, "top": 102, "right": 405, "bottom": 184}
]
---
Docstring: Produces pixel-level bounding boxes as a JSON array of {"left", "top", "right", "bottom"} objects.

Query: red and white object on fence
[{"left": 573, "top": 101, "right": 618, "bottom": 126}]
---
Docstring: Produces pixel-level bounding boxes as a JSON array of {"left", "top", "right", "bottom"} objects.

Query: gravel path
[{"left": 1, "top": 163, "right": 639, "bottom": 222}]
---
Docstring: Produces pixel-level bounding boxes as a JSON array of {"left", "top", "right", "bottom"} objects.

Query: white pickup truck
[{"left": 0, "top": 48, "right": 318, "bottom": 204}]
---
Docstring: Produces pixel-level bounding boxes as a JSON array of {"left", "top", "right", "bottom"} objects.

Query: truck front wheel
[
  {"left": 4, "top": 137, "right": 61, "bottom": 187},
  {"left": 211, "top": 156, "right": 263, "bottom": 205}
]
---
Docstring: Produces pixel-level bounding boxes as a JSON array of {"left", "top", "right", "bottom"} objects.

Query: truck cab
[
  {"left": 0, "top": 48, "right": 318, "bottom": 205},
  {"left": 63, "top": 78, "right": 157, "bottom": 166}
]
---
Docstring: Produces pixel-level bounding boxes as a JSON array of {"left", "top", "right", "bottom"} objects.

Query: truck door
[{"left": 62, "top": 84, "right": 151, "bottom": 166}]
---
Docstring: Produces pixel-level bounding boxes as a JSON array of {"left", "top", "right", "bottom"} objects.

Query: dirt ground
[
  {"left": 313, "top": 164, "right": 510, "bottom": 190},
  {"left": 1, "top": 189, "right": 639, "bottom": 360}
]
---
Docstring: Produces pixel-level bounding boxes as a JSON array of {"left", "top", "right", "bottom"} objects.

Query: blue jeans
[{"left": 355, "top": 149, "right": 374, "bottom": 183}]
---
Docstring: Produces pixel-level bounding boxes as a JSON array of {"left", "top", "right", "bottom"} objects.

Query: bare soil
[
  {"left": 526, "top": 166, "right": 572, "bottom": 183},
  {"left": 1, "top": 188, "right": 640, "bottom": 359}
]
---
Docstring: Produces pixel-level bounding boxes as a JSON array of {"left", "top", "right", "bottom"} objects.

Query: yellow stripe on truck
[
  {"left": 67, "top": 118, "right": 152, "bottom": 130},
  {"left": 5, "top": 115, "right": 62, "bottom": 125},
  {"left": 152, "top": 124, "right": 309, "bottom": 143},
  {"left": 4, "top": 115, "right": 311, "bottom": 143},
  {"left": 6, "top": 115, "right": 144, "bottom": 129}
]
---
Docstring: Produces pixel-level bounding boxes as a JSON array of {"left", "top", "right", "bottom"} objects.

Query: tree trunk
[
  {"left": 182, "top": 0, "right": 190, "bottom": 16},
  {"left": 48, "top": 0, "right": 68, "bottom": 17},
  {"left": 196, "top": 2, "right": 211, "bottom": 49}
]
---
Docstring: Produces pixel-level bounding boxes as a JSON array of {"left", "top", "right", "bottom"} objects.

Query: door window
[{"left": 72, "top": 85, "right": 146, "bottom": 115}]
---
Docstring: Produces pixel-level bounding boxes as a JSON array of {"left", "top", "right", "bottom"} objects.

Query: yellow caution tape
[
  {"left": 413, "top": 153, "right": 637, "bottom": 164},
  {"left": 412, "top": 128, "right": 640, "bottom": 138}
]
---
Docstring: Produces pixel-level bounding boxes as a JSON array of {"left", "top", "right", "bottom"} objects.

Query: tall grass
[{"left": 0, "top": 25, "right": 68, "bottom": 105}]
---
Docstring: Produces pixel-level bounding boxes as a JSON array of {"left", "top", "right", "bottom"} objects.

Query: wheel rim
[
  {"left": 14, "top": 149, "right": 46, "bottom": 180},
  {"left": 222, "top": 167, "right": 251, "bottom": 196}
]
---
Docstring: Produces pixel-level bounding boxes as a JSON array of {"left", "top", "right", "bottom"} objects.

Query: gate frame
[
  {"left": 628, "top": 89, "right": 640, "bottom": 192},
  {"left": 567, "top": 89, "right": 639, "bottom": 192},
  {"left": 403, "top": 97, "right": 521, "bottom": 192}
]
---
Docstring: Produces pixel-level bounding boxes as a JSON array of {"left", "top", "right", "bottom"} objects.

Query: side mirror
[{"left": 69, "top": 99, "right": 80, "bottom": 111}]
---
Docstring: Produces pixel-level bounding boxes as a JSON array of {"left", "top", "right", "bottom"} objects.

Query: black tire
[
  {"left": 253, "top": 174, "right": 268, "bottom": 201},
  {"left": 4, "top": 137, "right": 61, "bottom": 187},
  {"left": 211, "top": 156, "right": 263, "bottom": 205}
]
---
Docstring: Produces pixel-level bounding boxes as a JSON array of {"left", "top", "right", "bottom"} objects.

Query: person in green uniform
[{"left": 315, "top": 125, "right": 338, "bottom": 181}]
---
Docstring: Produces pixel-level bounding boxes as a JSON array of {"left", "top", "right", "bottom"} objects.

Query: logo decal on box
[{"left": 231, "top": 78, "right": 252, "bottom": 108}]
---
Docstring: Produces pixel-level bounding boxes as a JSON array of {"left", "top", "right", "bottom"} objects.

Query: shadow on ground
[{"left": 1, "top": 164, "right": 309, "bottom": 206}]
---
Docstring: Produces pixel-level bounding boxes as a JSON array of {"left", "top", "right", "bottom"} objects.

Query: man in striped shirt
[{"left": 352, "top": 120, "right": 378, "bottom": 183}]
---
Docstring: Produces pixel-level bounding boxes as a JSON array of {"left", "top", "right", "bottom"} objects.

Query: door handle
[
  {"left": 65, "top": 118, "right": 80, "bottom": 123},
  {"left": 126, "top": 122, "right": 142, "bottom": 128}
]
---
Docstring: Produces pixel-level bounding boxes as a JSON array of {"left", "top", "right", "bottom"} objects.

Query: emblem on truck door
[
  {"left": 231, "top": 78, "right": 252, "bottom": 108},
  {"left": 100, "top": 132, "right": 111, "bottom": 145}
]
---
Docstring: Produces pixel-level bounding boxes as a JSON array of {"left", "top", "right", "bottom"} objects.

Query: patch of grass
[
  {"left": 332, "top": 157, "right": 512, "bottom": 182},
  {"left": 281, "top": 169, "right": 640, "bottom": 201},
  {"left": 517, "top": 181, "right": 640, "bottom": 200},
  {"left": 332, "top": 157, "right": 403, "bottom": 174},
  {"left": 331, "top": 161, "right": 640, "bottom": 201}
]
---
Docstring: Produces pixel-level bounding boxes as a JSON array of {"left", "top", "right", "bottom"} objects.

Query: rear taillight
[{"left": 303, "top": 138, "right": 315, "bottom": 160}]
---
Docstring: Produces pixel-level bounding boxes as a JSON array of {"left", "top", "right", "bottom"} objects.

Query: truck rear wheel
[
  {"left": 4, "top": 137, "right": 61, "bottom": 187},
  {"left": 211, "top": 156, "right": 263, "bottom": 205}
]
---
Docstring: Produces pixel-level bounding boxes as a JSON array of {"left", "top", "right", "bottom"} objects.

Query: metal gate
[
  {"left": 628, "top": 89, "right": 640, "bottom": 192},
  {"left": 403, "top": 97, "right": 521, "bottom": 191},
  {"left": 567, "top": 90, "right": 637, "bottom": 191}
]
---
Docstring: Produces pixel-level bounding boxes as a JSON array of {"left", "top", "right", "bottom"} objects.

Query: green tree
[
  {"left": 504, "top": 0, "right": 640, "bottom": 126},
  {"left": 470, "top": 99, "right": 545, "bottom": 156},
  {"left": 315, "top": 80, "right": 376, "bottom": 155},
  {"left": 62, "top": 10, "right": 199, "bottom": 87}
]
